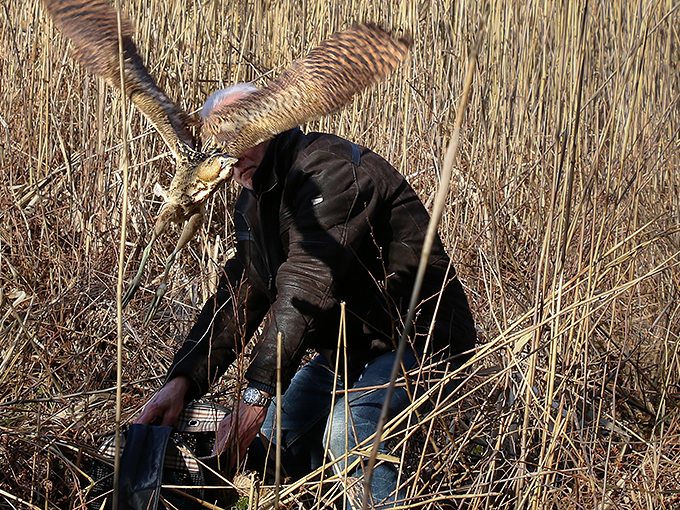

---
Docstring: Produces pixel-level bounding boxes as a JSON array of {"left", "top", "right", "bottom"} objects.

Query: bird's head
[
  {"left": 155, "top": 151, "right": 238, "bottom": 226},
  {"left": 193, "top": 154, "right": 239, "bottom": 203}
]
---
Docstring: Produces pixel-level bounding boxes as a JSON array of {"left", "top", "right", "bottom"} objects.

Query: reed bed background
[{"left": 1, "top": 0, "right": 679, "bottom": 508}]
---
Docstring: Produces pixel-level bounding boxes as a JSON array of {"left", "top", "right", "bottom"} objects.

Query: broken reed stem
[
  {"left": 113, "top": 2, "right": 131, "bottom": 508},
  {"left": 361, "top": 6, "right": 488, "bottom": 509}
]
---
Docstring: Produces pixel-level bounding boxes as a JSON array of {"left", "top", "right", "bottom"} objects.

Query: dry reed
[{"left": 1, "top": 0, "right": 679, "bottom": 509}]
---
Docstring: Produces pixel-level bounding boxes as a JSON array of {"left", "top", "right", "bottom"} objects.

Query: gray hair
[{"left": 202, "top": 83, "right": 259, "bottom": 119}]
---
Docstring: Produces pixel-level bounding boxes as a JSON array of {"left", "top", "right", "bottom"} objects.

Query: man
[{"left": 136, "top": 83, "right": 476, "bottom": 507}]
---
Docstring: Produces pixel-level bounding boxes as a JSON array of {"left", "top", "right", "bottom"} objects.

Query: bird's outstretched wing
[
  {"left": 44, "top": 0, "right": 196, "bottom": 157},
  {"left": 201, "top": 24, "right": 411, "bottom": 156}
]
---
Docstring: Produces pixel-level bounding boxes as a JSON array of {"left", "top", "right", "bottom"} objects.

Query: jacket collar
[{"left": 251, "top": 128, "right": 304, "bottom": 197}]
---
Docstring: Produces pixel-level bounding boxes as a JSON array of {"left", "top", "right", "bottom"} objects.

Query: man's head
[{"left": 202, "top": 84, "right": 271, "bottom": 191}]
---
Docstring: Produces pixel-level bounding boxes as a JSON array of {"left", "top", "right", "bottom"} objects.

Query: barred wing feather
[
  {"left": 202, "top": 24, "right": 410, "bottom": 157},
  {"left": 43, "top": 0, "right": 195, "bottom": 157}
]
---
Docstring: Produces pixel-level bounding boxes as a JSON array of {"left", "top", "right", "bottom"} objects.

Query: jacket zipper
[{"left": 257, "top": 195, "right": 274, "bottom": 291}]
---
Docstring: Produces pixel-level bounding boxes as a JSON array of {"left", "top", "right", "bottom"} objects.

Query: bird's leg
[
  {"left": 121, "top": 204, "right": 176, "bottom": 309},
  {"left": 122, "top": 230, "right": 159, "bottom": 308},
  {"left": 143, "top": 211, "right": 203, "bottom": 325}
]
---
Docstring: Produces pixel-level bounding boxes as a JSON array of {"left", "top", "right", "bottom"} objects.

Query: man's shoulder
[
  {"left": 297, "top": 132, "right": 360, "bottom": 163},
  {"left": 295, "top": 132, "right": 399, "bottom": 177}
]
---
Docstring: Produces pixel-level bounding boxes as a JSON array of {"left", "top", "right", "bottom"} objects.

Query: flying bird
[{"left": 43, "top": 0, "right": 411, "bottom": 323}]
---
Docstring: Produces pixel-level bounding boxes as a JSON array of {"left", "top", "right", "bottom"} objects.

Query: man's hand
[
  {"left": 134, "top": 375, "right": 191, "bottom": 426},
  {"left": 214, "top": 397, "right": 270, "bottom": 467}
]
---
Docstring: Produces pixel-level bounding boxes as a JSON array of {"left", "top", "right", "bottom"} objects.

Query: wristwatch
[{"left": 243, "top": 387, "right": 272, "bottom": 407}]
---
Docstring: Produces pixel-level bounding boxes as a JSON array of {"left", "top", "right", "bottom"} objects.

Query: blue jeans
[{"left": 258, "top": 348, "right": 456, "bottom": 508}]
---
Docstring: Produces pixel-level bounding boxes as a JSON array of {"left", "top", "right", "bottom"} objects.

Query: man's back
[{"left": 234, "top": 129, "right": 476, "bottom": 387}]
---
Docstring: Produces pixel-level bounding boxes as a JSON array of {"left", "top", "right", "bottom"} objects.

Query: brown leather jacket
[{"left": 167, "top": 128, "right": 475, "bottom": 400}]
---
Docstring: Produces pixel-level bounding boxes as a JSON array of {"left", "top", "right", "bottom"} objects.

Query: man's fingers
[
  {"left": 132, "top": 376, "right": 190, "bottom": 426},
  {"left": 133, "top": 407, "right": 155, "bottom": 424},
  {"left": 212, "top": 416, "right": 234, "bottom": 456},
  {"left": 132, "top": 404, "right": 160, "bottom": 425},
  {"left": 160, "top": 412, "right": 177, "bottom": 427},
  {"left": 133, "top": 401, "right": 173, "bottom": 426}
]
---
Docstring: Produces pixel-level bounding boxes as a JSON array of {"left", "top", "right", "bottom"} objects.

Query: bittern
[{"left": 44, "top": 0, "right": 410, "bottom": 324}]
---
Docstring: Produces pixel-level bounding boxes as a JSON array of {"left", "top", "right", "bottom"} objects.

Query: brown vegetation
[{"left": 1, "top": 0, "right": 679, "bottom": 509}]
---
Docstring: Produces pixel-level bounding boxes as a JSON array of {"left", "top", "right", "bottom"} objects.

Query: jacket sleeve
[
  {"left": 245, "top": 147, "right": 380, "bottom": 391},
  {"left": 166, "top": 255, "right": 270, "bottom": 402}
]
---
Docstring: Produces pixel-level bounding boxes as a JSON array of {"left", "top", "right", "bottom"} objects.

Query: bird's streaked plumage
[
  {"left": 43, "top": 0, "right": 411, "bottom": 319},
  {"left": 43, "top": 0, "right": 196, "bottom": 157},
  {"left": 201, "top": 24, "right": 411, "bottom": 156}
]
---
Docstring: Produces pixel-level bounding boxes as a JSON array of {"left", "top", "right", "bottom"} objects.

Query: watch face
[{"left": 244, "top": 387, "right": 266, "bottom": 406}]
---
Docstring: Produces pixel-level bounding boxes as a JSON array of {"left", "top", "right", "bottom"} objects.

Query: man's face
[{"left": 233, "top": 139, "right": 270, "bottom": 190}]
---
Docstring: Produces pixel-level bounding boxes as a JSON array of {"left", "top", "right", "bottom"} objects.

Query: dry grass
[{"left": 2, "top": 0, "right": 680, "bottom": 509}]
